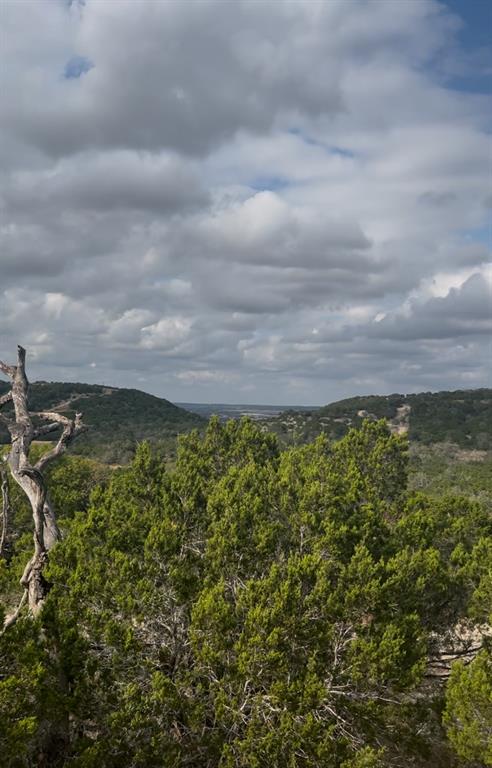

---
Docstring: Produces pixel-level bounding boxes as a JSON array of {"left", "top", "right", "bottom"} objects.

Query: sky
[{"left": 0, "top": 0, "right": 491, "bottom": 405}]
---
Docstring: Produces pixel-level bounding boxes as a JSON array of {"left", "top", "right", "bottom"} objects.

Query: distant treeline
[{"left": 268, "top": 389, "right": 492, "bottom": 450}]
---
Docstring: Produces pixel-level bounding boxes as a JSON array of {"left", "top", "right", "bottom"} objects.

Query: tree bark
[
  {"left": 0, "top": 466, "right": 12, "bottom": 559},
  {"left": 0, "top": 346, "right": 86, "bottom": 621}
]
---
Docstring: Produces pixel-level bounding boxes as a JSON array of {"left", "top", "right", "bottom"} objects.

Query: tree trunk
[
  {"left": 0, "top": 467, "right": 12, "bottom": 559},
  {"left": 0, "top": 346, "right": 87, "bottom": 762},
  {"left": 0, "top": 346, "right": 86, "bottom": 621}
]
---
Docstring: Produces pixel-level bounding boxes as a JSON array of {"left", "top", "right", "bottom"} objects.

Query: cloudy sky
[{"left": 1, "top": 0, "right": 491, "bottom": 405}]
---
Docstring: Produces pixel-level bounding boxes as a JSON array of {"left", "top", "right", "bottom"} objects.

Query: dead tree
[
  {"left": 0, "top": 465, "right": 12, "bottom": 559},
  {"left": 0, "top": 346, "right": 86, "bottom": 625}
]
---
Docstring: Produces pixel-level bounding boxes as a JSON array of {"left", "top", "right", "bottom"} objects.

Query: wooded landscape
[
  {"left": 1, "top": 348, "right": 490, "bottom": 767},
  {"left": 3, "top": 0, "right": 491, "bottom": 764}
]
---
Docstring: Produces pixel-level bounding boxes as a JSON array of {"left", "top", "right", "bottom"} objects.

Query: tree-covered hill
[
  {"left": 0, "top": 380, "right": 205, "bottom": 463},
  {"left": 1, "top": 381, "right": 490, "bottom": 464},
  {"left": 267, "top": 389, "right": 492, "bottom": 450}
]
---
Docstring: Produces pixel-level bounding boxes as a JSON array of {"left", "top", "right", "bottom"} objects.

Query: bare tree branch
[
  {"left": 34, "top": 411, "right": 76, "bottom": 427},
  {"left": 33, "top": 423, "right": 63, "bottom": 438},
  {"left": 0, "top": 390, "right": 13, "bottom": 429},
  {"left": 0, "top": 347, "right": 87, "bottom": 625},
  {"left": 0, "top": 467, "right": 12, "bottom": 559},
  {"left": 0, "top": 391, "right": 13, "bottom": 408},
  {"left": 35, "top": 413, "right": 87, "bottom": 472},
  {"left": 1, "top": 591, "right": 27, "bottom": 634},
  {"left": 10, "top": 346, "right": 31, "bottom": 427},
  {"left": 0, "top": 361, "right": 15, "bottom": 378}
]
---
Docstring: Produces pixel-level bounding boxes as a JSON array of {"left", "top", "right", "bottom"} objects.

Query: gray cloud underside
[{"left": 0, "top": 0, "right": 490, "bottom": 403}]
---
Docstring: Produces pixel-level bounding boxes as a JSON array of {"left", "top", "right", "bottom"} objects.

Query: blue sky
[
  {"left": 443, "top": 0, "right": 492, "bottom": 92},
  {"left": 446, "top": 0, "right": 491, "bottom": 51},
  {"left": 64, "top": 55, "right": 93, "bottom": 79}
]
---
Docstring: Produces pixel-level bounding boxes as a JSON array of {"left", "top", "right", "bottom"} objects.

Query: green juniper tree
[{"left": 1, "top": 416, "right": 490, "bottom": 766}]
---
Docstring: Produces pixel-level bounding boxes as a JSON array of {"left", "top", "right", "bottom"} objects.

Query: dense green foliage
[
  {"left": 444, "top": 650, "right": 492, "bottom": 764},
  {"left": 407, "top": 391, "right": 492, "bottom": 448},
  {"left": 0, "top": 381, "right": 204, "bottom": 463},
  {"left": 1, "top": 418, "right": 490, "bottom": 766}
]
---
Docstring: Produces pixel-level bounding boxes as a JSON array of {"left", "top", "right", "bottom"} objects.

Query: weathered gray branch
[
  {"left": 0, "top": 346, "right": 87, "bottom": 625},
  {"left": 0, "top": 389, "right": 13, "bottom": 429},
  {"left": 34, "top": 412, "right": 87, "bottom": 471},
  {"left": 0, "top": 361, "right": 15, "bottom": 378},
  {"left": 1, "top": 591, "right": 27, "bottom": 633},
  {"left": 33, "top": 422, "right": 63, "bottom": 438},
  {"left": 0, "top": 391, "right": 13, "bottom": 408},
  {"left": 0, "top": 467, "right": 12, "bottom": 559}
]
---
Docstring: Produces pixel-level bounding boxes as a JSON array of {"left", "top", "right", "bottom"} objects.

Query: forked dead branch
[{"left": 0, "top": 346, "right": 86, "bottom": 627}]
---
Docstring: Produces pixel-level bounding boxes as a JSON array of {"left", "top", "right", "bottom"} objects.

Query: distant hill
[
  {"left": 1, "top": 380, "right": 490, "bottom": 462},
  {"left": 0, "top": 381, "right": 205, "bottom": 463},
  {"left": 266, "top": 389, "right": 492, "bottom": 450}
]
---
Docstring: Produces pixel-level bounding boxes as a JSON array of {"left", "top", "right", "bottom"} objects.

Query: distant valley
[{"left": 178, "top": 402, "right": 315, "bottom": 421}]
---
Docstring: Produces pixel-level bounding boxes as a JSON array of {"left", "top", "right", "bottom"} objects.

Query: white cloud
[
  {"left": 140, "top": 317, "right": 193, "bottom": 351},
  {"left": 0, "top": 0, "right": 490, "bottom": 404}
]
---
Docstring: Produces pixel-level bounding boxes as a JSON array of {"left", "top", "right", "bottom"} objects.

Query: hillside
[
  {"left": 0, "top": 380, "right": 205, "bottom": 463},
  {"left": 1, "top": 381, "right": 490, "bottom": 465},
  {"left": 266, "top": 388, "right": 492, "bottom": 450}
]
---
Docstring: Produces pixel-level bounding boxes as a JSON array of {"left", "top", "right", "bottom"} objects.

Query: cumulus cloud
[
  {"left": 3, "top": 152, "right": 208, "bottom": 215},
  {"left": 370, "top": 273, "right": 492, "bottom": 341},
  {"left": 0, "top": 0, "right": 490, "bottom": 404},
  {"left": 2, "top": 0, "right": 343, "bottom": 157},
  {"left": 185, "top": 192, "right": 372, "bottom": 269}
]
